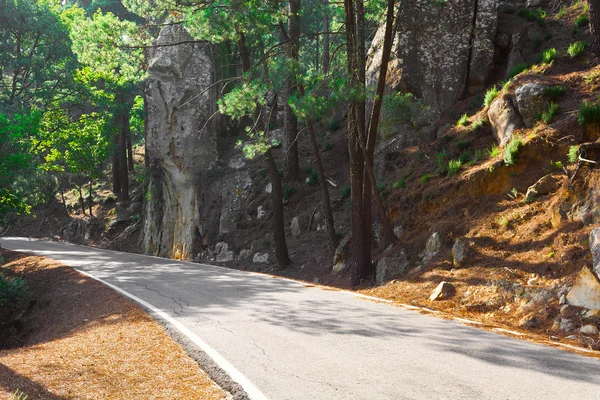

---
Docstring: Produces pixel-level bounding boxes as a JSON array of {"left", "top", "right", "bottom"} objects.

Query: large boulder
[
  {"left": 524, "top": 174, "right": 558, "bottom": 203},
  {"left": 514, "top": 83, "right": 550, "bottom": 128},
  {"left": 488, "top": 95, "right": 524, "bottom": 146},
  {"left": 376, "top": 250, "right": 410, "bottom": 285},
  {"left": 566, "top": 266, "right": 600, "bottom": 310}
]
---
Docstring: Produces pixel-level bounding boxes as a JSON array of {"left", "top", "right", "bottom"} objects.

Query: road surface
[{"left": 2, "top": 237, "right": 600, "bottom": 399}]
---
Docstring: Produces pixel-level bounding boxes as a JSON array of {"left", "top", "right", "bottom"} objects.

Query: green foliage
[
  {"left": 488, "top": 145, "right": 501, "bottom": 158},
  {"left": 507, "top": 63, "right": 530, "bottom": 80},
  {"left": 545, "top": 86, "right": 566, "bottom": 100},
  {"left": 381, "top": 93, "right": 429, "bottom": 138},
  {"left": 575, "top": 14, "right": 589, "bottom": 28},
  {"left": 540, "top": 102, "right": 559, "bottom": 124},
  {"left": 456, "top": 113, "right": 469, "bottom": 126},
  {"left": 327, "top": 119, "right": 341, "bottom": 132},
  {"left": 469, "top": 149, "right": 483, "bottom": 164},
  {"left": 0, "top": 270, "right": 29, "bottom": 317},
  {"left": 435, "top": 149, "right": 448, "bottom": 174},
  {"left": 503, "top": 136, "right": 523, "bottom": 166},
  {"left": 447, "top": 159, "right": 462, "bottom": 176},
  {"left": 219, "top": 80, "right": 269, "bottom": 120},
  {"left": 578, "top": 101, "right": 600, "bottom": 125},
  {"left": 568, "top": 145, "right": 579, "bottom": 163},
  {"left": 283, "top": 184, "right": 296, "bottom": 201},
  {"left": 377, "top": 182, "right": 388, "bottom": 199},
  {"left": 484, "top": 87, "right": 500, "bottom": 107},
  {"left": 324, "top": 141, "right": 333, "bottom": 151},
  {"left": 393, "top": 179, "right": 405, "bottom": 189},
  {"left": 471, "top": 118, "right": 485, "bottom": 131},
  {"left": 538, "top": 48, "right": 557, "bottom": 64},
  {"left": 517, "top": 7, "right": 545, "bottom": 26},
  {"left": 456, "top": 139, "right": 472, "bottom": 151},
  {"left": 307, "top": 169, "right": 320, "bottom": 185},
  {"left": 568, "top": 41, "right": 586, "bottom": 58},
  {"left": 420, "top": 174, "right": 430, "bottom": 184},
  {"left": 342, "top": 185, "right": 351, "bottom": 199}
]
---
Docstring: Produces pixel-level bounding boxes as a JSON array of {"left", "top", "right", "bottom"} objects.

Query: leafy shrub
[
  {"left": 283, "top": 184, "right": 296, "bottom": 201},
  {"left": 471, "top": 118, "right": 485, "bottom": 131},
  {"left": 575, "top": 14, "right": 589, "bottom": 28},
  {"left": 0, "top": 270, "right": 29, "bottom": 318},
  {"left": 456, "top": 113, "right": 469, "bottom": 126},
  {"left": 539, "top": 48, "right": 557, "bottom": 64},
  {"left": 342, "top": 185, "right": 351, "bottom": 199},
  {"left": 393, "top": 179, "right": 405, "bottom": 189},
  {"left": 458, "top": 151, "right": 471, "bottom": 163},
  {"left": 447, "top": 159, "right": 463, "bottom": 176},
  {"left": 420, "top": 174, "right": 430, "bottom": 184},
  {"left": 578, "top": 101, "right": 600, "bottom": 125},
  {"left": 507, "top": 62, "right": 530, "bottom": 80},
  {"left": 327, "top": 119, "right": 341, "bottom": 132},
  {"left": 517, "top": 7, "right": 545, "bottom": 25},
  {"left": 540, "top": 102, "right": 559, "bottom": 124},
  {"left": 568, "top": 41, "right": 586, "bottom": 58},
  {"left": 545, "top": 85, "right": 565, "bottom": 100},
  {"left": 470, "top": 149, "right": 484, "bottom": 164},
  {"left": 306, "top": 170, "right": 320, "bottom": 185},
  {"left": 484, "top": 86, "right": 500, "bottom": 107},
  {"left": 488, "top": 145, "right": 501, "bottom": 158},
  {"left": 503, "top": 136, "right": 523, "bottom": 166},
  {"left": 568, "top": 145, "right": 579, "bottom": 163}
]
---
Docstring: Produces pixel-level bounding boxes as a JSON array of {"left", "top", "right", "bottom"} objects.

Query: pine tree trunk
[
  {"left": 266, "top": 149, "right": 291, "bottom": 267},
  {"left": 322, "top": 0, "right": 330, "bottom": 74},
  {"left": 77, "top": 174, "right": 87, "bottom": 217},
  {"left": 88, "top": 177, "right": 94, "bottom": 218},
  {"left": 590, "top": 0, "right": 600, "bottom": 56},
  {"left": 127, "top": 124, "right": 134, "bottom": 172},
  {"left": 117, "top": 91, "right": 129, "bottom": 201},
  {"left": 112, "top": 131, "right": 121, "bottom": 195}
]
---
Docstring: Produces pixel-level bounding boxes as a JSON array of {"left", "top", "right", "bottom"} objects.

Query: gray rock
[
  {"left": 228, "top": 157, "right": 246, "bottom": 169},
  {"left": 525, "top": 175, "right": 558, "bottom": 202},
  {"left": 590, "top": 227, "right": 600, "bottom": 276},
  {"left": 128, "top": 201, "right": 143, "bottom": 215},
  {"left": 290, "top": 217, "right": 301, "bottom": 237},
  {"left": 238, "top": 249, "right": 252, "bottom": 260},
  {"left": 580, "top": 324, "right": 600, "bottom": 336},
  {"left": 526, "top": 0, "right": 542, "bottom": 7},
  {"left": 452, "top": 237, "right": 469, "bottom": 267},
  {"left": 514, "top": 83, "right": 550, "bottom": 128},
  {"left": 219, "top": 171, "right": 252, "bottom": 236},
  {"left": 215, "top": 242, "right": 234, "bottom": 262},
  {"left": 566, "top": 266, "right": 600, "bottom": 310},
  {"left": 584, "top": 309, "right": 600, "bottom": 319},
  {"left": 257, "top": 206, "right": 266, "bottom": 220},
  {"left": 560, "top": 318, "right": 576, "bottom": 333},
  {"left": 253, "top": 253, "right": 269, "bottom": 264},
  {"left": 265, "top": 183, "right": 272, "bottom": 194},
  {"left": 436, "top": 123, "right": 451, "bottom": 139},
  {"left": 429, "top": 281, "right": 456, "bottom": 301},
  {"left": 393, "top": 225, "right": 404, "bottom": 238},
  {"left": 420, "top": 232, "right": 441, "bottom": 264},
  {"left": 488, "top": 95, "right": 524, "bottom": 146},
  {"left": 376, "top": 251, "right": 410, "bottom": 285},
  {"left": 332, "top": 237, "right": 350, "bottom": 273}
]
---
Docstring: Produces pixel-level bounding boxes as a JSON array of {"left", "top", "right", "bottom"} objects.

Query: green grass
[
  {"left": 447, "top": 159, "right": 463, "bottom": 176},
  {"left": 283, "top": 184, "right": 296, "bottom": 201},
  {"left": 393, "top": 179, "right": 405, "bottom": 189},
  {"left": 342, "top": 185, "right": 351, "bottom": 199},
  {"left": 471, "top": 118, "right": 485, "bottom": 131},
  {"left": 469, "top": 149, "right": 484, "bottom": 164},
  {"left": 517, "top": 7, "right": 545, "bottom": 26},
  {"left": 503, "top": 135, "right": 523, "bottom": 166},
  {"left": 568, "top": 41, "right": 586, "bottom": 58},
  {"left": 456, "top": 113, "right": 469, "bottom": 126},
  {"left": 575, "top": 14, "right": 589, "bottom": 28},
  {"left": 540, "top": 102, "right": 559, "bottom": 124},
  {"left": 488, "top": 145, "right": 501, "bottom": 158},
  {"left": 545, "top": 85, "right": 566, "bottom": 100},
  {"left": 578, "top": 101, "right": 600, "bottom": 126},
  {"left": 420, "top": 174, "right": 430, "bottom": 184},
  {"left": 484, "top": 86, "right": 500, "bottom": 107},
  {"left": 435, "top": 149, "right": 448, "bottom": 174},
  {"left": 506, "top": 62, "right": 530, "bottom": 80},
  {"left": 541, "top": 48, "right": 557, "bottom": 64},
  {"left": 8, "top": 389, "right": 28, "bottom": 400},
  {"left": 568, "top": 145, "right": 579, "bottom": 163}
]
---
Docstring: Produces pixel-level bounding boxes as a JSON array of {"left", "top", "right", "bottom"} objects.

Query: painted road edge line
[{"left": 73, "top": 268, "right": 268, "bottom": 400}]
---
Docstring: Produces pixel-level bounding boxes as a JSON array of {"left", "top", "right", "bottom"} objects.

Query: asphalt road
[{"left": 2, "top": 237, "right": 600, "bottom": 400}]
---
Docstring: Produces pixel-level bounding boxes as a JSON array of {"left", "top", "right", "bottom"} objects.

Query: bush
[
  {"left": 484, "top": 86, "right": 500, "bottom": 107},
  {"left": 447, "top": 159, "right": 463, "bottom": 176},
  {"left": 456, "top": 113, "right": 469, "bottom": 126},
  {"left": 568, "top": 145, "right": 579, "bottom": 163},
  {"left": 540, "top": 102, "right": 559, "bottom": 124},
  {"left": 393, "top": 179, "right": 405, "bottom": 189},
  {"left": 545, "top": 85, "right": 565, "bottom": 100},
  {"left": 503, "top": 136, "right": 523, "bottom": 166},
  {"left": 327, "top": 119, "right": 341, "bottom": 132},
  {"left": 342, "top": 185, "right": 351, "bottom": 199},
  {"left": 471, "top": 118, "right": 485, "bottom": 131},
  {"left": 381, "top": 92, "right": 429, "bottom": 139},
  {"left": 578, "top": 101, "right": 600, "bottom": 125},
  {"left": 0, "top": 270, "right": 29, "bottom": 318},
  {"left": 575, "top": 14, "right": 589, "bottom": 28},
  {"left": 507, "top": 62, "right": 530, "bottom": 80},
  {"left": 568, "top": 41, "right": 586, "bottom": 58},
  {"left": 435, "top": 149, "right": 448, "bottom": 174}
]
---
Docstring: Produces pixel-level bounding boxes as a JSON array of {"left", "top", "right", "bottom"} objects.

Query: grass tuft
[{"left": 503, "top": 136, "right": 523, "bottom": 167}]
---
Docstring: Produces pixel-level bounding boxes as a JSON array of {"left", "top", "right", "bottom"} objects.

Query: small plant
[
  {"left": 568, "top": 145, "right": 580, "bottom": 163},
  {"left": 498, "top": 216, "right": 510, "bottom": 229},
  {"left": 283, "top": 184, "right": 296, "bottom": 201},
  {"left": 517, "top": 7, "right": 545, "bottom": 26},
  {"left": 8, "top": 389, "right": 28, "bottom": 400},
  {"left": 456, "top": 113, "right": 469, "bottom": 126},
  {"left": 540, "top": 102, "right": 559, "bottom": 124},
  {"left": 508, "top": 187, "right": 519, "bottom": 200},
  {"left": 568, "top": 41, "right": 586, "bottom": 58},
  {"left": 447, "top": 159, "right": 463, "bottom": 176},
  {"left": 578, "top": 101, "right": 600, "bottom": 125},
  {"left": 435, "top": 149, "right": 448, "bottom": 174},
  {"left": 484, "top": 86, "right": 500, "bottom": 107},
  {"left": 551, "top": 160, "right": 564, "bottom": 170},
  {"left": 539, "top": 48, "right": 557, "bottom": 64},
  {"left": 324, "top": 141, "right": 333, "bottom": 151},
  {"left": 488, "top": 145, "right": 501, "bottom": 158},
  {"left": 503, "top": 135, "right": 523, "bottom": 166},
  {"left": 469, "top": 149, "right": 483, "bottom": 164},
  {"left": 471, "top": 118, "right": 485, "bottom": 131},
  {"left": 420, "top": 174, "right": 430, "bottom": 184},
  {"left": 507, "top": 62, "right": 530, "bottom": 80},
  {"left": 575, "top": 14, "right": 589, "bottom": 28},
  {"left": 393, "top": 179, "right": 405, "bottom": 189},
  {"left": 306, "top": 170, "right": 320, "bottom": 185},
  {"left": 545, "top": 85, "right": 565, "bottom": 100},
  {"left": 458, "top": 151, "right": 471, "bottom": 163},
  {"left": 502, "top": 80, "right": 513, "bottom": 91},
  {"left": 327, "top": 119, "right": 341, "bottom": 132},
  {"left": 377, "top": 182, "right": 388, "bottom": 199},
  {"left": 342, "top": 185, "right": 351, "bottom": 199}
]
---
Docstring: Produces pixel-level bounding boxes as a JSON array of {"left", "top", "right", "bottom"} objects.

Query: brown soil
[{"left": 0, "top": 250, "right": 227, "bottom": 400}]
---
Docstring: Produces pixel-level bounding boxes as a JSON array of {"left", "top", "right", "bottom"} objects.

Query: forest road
[{"left": 2, "top": 237, "right": 600, "bottom": 400}]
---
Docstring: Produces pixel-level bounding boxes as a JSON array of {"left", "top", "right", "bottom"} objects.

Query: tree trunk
[
  {"left": 88, "top": 177, "right": 94, "bottom": 218},
  {"left": 118, "top": 91, "right": 129, "bottom": 201},
  {"left": 322, "top": 0, "right": 330, "bottom": 74},
  {"left": 77, "top": 174, "right": 86, "bottom": 216},
  {"left": 266, "top": 149, "right": 291, "bottom": 267},
  {"left": 112, "top": 129, "right": 121, "bottom": 195},
  {"left": 282, "top": 0, "right": 301, "bottom": 182},
  {"left": 127, "top": 123, "right": 134, "bottom": 172},
  {"left": 590, "top": 0, "right": 600, "bottom": 56},
  {"left": 237, "top": 31, "right": 251, "bottom": 73}
]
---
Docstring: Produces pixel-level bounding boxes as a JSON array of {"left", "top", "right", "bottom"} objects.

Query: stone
[
  {"left": 228, "top": 157, "right": 246, "bottom": 169},
  {"left": 215, "top": 242, "right": 234, "bottom": 262},
  {"left": 128, "top": 201, "right": 143, "bottom": 215},
  {"left": 565, "top": 334, "right": 579, "bottom": 340},
  {"left": 219, "top": 171, "right": 252, "bottom": 236},
  {"left": 560, "top": 318, "right": 576, "bottom": 333},
  {"left": 488, "top": 95, "right": 525, "bottom": 146},
  {"left": 527, "top": 276, "right": 540, "bottom": 286},
  {"left": 238, "top": 249, "right": 252, "bottom": 260},
  {"left": 436, "top": 123, "right": 451, "bottom": 139},
  {"left": 580, "top": 324, "right": 600, "bottom": 336},
  {"left": 566, "top": 266, "right": 600, "bottom": 310},
  {"left": 257, "top": 206, "right": 266, "bottom": 220},
  {"left": 514, "top": 83, "right": 550, "bottom": 128},
  {"left": 420, "top": 232, "right": 441, "bottom": 264},
  {"left": 590, "top": 227, "right": 600, "bottom": 276},
  {"left": 525, "top": 175, "right": 558, "bottom": 203},
  {"left": 332, "top": 237, "right": 350, "bottom": 273},
  {"left": 253, "top": 253, "right": 269, "bottom": 263},
  {"left": 376, "top": 251, "right": 410, "bottom": 285},
  {"left": 584, "top": 309, "right": 600, "bottom": 319},
  {"left": 452, "top": 237, "right": 469, "bottom": 267},
  {"left": 290, "top": 217, "right": 301, "bottom": 237},
  {"left": 429, "top": 281, "right": 456, "bottom": 301},
  {"left": 393, "top": 225, "right": 404, "bottom": 238},
  {"left": 526, "top": 0, "right": 542, "bottom": 8},
  {"left": 560, "top": 305, "right": 580, "bottom": 319},
  {"left": 265, "top": 183, "right": 272, "bottom": 194}
]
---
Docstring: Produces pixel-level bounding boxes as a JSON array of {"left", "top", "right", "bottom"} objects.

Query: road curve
[{"left": 2, "top": 237, "right": 600, "bottom": 400}]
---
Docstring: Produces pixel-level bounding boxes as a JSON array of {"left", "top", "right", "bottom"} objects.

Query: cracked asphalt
[{"left": 3, "top": 237, "right": 600, "bottom": 400}]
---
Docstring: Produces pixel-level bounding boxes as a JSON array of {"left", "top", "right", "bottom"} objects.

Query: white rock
[
  {"left": 291, "top": 217, "right": 301, "bottom": 237},
  {"left": 376, "top": 252, "right": 410, "bottom": 285},
  {"left": 238, "top": 249, "right": 252, "bottom": 260},
  {"left": 429, "top": 281, "right": 455, "bottom": 301},
  {"left": 228, "top": 157, "right": 246, "bottom": 169},
  {"left": 257, "top": 206, "right": 266, "bottom": 220},
  {"left": 253, "top": 252, "right": 269, "bottom": 263},
  {"left": 420, "top": 232, "right": 441, "bottom": 264},
  {"left": 566, "top": 266, "right": 600, "bottom": 310},
  {"left": 580, "top": 324, "right": 600, "bottom": 336},
  {"left": 452, "top": 237, "right": 468, "bottom": 267},
  {"left": 215, "top": 242, "right": 234, "bottom": 262},
  {"left": 265, "top": 183, "right": 272, "bottom": 193}
]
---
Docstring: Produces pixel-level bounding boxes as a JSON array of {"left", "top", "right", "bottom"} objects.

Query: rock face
[
  {"left": 367, "top": 0, "right": 498, "bottom": 114},
  {"left": 488, "top": 95, "right": 524, "bottom": 146},
  {"left": 452, "top": 237, "right": 469, "bottom": 267},
  {"left": 420, "top": 232, "right": 441, "bottom": 264},
  {"left": 143, "top": 25, "right": 220, "bottom": 259}
]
